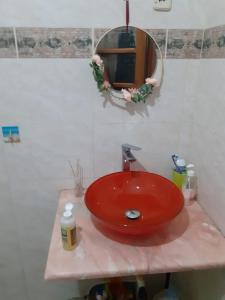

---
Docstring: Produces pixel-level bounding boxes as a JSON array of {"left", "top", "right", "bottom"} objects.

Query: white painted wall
[
  {"left": 0, "top": 0, "right": 204, "bottom": 28},
  {"left": 174, "top": 269, "right": 225, "bottom": 300},
  {"left": 197, "top": 0, "right": 225, "bottom": 28}
]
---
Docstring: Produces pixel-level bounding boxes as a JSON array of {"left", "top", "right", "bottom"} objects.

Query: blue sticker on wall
[{"left": 2, "top": 126, "right": 20, "bottom": 143}]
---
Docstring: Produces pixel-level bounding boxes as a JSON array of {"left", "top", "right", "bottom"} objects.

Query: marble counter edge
[{"left": 44, "top": 189, "right": 225, "bottom": 281}]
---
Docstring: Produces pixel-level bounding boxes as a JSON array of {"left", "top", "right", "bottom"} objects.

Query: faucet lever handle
[{"left": 122, "top": 144, "right": 142, "bottom": 151}]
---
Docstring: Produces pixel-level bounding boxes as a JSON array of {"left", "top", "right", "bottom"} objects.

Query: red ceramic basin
[{"left": 85, "top": 171, "right": 184, "bottom": 236}]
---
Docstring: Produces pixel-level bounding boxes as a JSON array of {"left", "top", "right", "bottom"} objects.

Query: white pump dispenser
[{"left": 182, "top": 164, "right": 197, "bottom": 206}]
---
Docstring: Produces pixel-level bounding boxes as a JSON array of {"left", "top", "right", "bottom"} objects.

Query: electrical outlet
[
  {"left": 2, "top": 126, "right": 20, "bottom": 143},
  {"left": 153, "top": 0, "right": 172, "bottom": 11}
]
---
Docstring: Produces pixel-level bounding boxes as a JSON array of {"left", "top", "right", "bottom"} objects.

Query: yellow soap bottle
[
  {"left": 172, "top": 169, "right": 187, "bottom": 189},
  {"left": 172, "top": 158, "right": 187, "bottom": 189},
  {"left": 60, "top": 210, "right": 76, "bottom": 251}
]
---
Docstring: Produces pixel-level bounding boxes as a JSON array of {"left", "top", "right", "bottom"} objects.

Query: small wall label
[{"left": 2, "top": 126, "right": 20, "bottom": 143}]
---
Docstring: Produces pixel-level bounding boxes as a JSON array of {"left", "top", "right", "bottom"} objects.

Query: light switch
[
  {"left": 153, "top": 0, "right": 172, "bottom": 11},
  {"left": 2, "top": 126, "right": 20, "bottom": 143}
]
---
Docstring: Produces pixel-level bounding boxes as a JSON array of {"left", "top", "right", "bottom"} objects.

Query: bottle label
[
  {"left": 172, "top": 170, "right": 187, "bottom": 189},
  {"left": 61, "top": 226, "right": 76, "bottom": 250}
]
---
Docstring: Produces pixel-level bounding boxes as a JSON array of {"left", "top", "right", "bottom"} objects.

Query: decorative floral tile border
[
  {"left": 167, "top": 29, "right": 203, "bottom": 59},
  {"left": 16, "top": 28, "right": 92, "bottom": 58},
  {"left": 94, "top": 28, "right": 166, "bottom": 57},
  {"left": 0, "top": 26, "right": 223, "bottom": 59},
  {"left": 94, "top": 28, "right": 111, "bottom": 48},
  {"left": 202, "top": 25, "right": 225, "bottom": 58},
  {"left": 0, "top": 28, "right": 16, "bottom": 58},
  {"left": 94, "top": 28, "right": 202, "bottom": 59},
  {"left": 145, "top": 29, "right": 167, "bottom": 57}
]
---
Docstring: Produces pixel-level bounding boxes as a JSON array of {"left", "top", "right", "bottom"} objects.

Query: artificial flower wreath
[{"left": 90, "top": 54, "right": 157, "bottom": 103}]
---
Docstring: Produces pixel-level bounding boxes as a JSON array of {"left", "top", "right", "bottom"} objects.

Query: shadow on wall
[
  {"left": 100, "top": 85, "right": 162, "bottom": 117},
  {"left": 173, "top": 268, "right": 225, "bottom": 300}
]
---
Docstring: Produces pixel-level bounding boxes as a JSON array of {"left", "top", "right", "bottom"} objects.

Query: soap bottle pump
[
  {"left": 64, "top": 202, "right": 74, "bottom": 213},
  {"left": 182, "top": 164, "right": 197, "bottom": 206}
]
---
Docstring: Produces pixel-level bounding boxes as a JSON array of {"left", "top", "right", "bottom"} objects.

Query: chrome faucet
[{"left": 122, "top": 144, "right": 141, "bottom": 171}]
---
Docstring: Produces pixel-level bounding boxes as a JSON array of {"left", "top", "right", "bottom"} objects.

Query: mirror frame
[{"left": 92, "top": 26, "right": 164, "bottom": 104}]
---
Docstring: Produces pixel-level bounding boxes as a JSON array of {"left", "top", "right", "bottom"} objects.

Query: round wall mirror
[{"left": 95, "top": 26, "right": 161, "bottom": 95}]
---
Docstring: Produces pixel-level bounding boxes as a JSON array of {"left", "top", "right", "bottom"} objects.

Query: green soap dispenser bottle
[{"left": 172, "top": 156, "right": 187, "bottom": 189}]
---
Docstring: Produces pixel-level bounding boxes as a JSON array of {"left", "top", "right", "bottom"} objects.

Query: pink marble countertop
[{"left": 45, "top": 190, "right": 225, "bottom": 280}]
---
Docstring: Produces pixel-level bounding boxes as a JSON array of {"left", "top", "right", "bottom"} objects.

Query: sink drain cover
[{"left": 125, "top": 210, "right": 141, "bottom": 220}]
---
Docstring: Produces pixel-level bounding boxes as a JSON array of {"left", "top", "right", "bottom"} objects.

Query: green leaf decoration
[
  {"left": 90, "top": 62, "right": 106, "bottom": 92},
  {"left": 139, "top": 84, "right": 151, "bottom": 95},
  {"left": 131, "top": 93, "right": 139, "bottom": 103},
  {"left": 90, "top": 56, "right": 155, "bottom": 103}
]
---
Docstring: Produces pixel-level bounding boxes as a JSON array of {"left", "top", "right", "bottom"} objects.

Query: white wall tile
[
  {"left": 190, "top": 60, "right": 225, "bottom": 235},
  {"left": 0, "top": 184, "right": 28, "bottom": 300},
  {"left": 0, "top": 55, "right": 198, "bottom": 299}
]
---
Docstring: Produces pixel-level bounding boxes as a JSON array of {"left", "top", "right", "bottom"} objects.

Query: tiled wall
[
  {"left": 190, "top": 26, "right": 225, "bottom": 236},
  {"left": 173, "top": 37, "right": 225, "bottom": 300},
  {"left": 167, "top": 29, "right": 203, "bottom": 59},
  {"left": 202, "top": 25, "right": 225, "bottom": 58},
  {"left": 1, "top": 26, "right": 225, "bottom": 60},
  {"left": 0, "top": 27, "right": 205, "bottom": 59},
  {"left": 0, "top": 2, "right": 206, "bottom": 300},
  {"left": 0, "top": 52, "right": 199, "bottom": 300},
  {"left": 0, "top": 58, "right": 199, "bottom": 300},
  {"left": 0, "top": 2, "right": 224, "bottom": 300},
  {"left": 94, "top": 28, "right": 204, "bottom": 59}
]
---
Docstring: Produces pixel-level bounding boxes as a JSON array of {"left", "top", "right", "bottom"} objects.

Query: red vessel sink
[{"left": 85, "top": 171, "right": 184, "bottom": 236}]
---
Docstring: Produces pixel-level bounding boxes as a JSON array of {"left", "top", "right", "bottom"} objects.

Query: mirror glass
[{"left": 96, "top": 26, "right": 158, "bottom": 91}]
